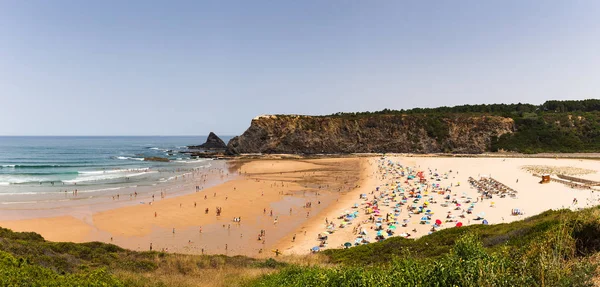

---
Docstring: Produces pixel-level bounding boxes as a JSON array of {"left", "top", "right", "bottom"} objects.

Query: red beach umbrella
[
  {"left": 435, "top": 219, "right": 442, "bottom": 225},
  {"left": 455, "top": 222, "right": 463, "bottom": 227}
]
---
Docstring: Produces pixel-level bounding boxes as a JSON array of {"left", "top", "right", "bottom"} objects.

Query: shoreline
[
  {"left": 0, "top": 157, "right": 364, "bottom": 257},
  {"left": 0, "top": 155, "right": 599, "bottom": 258}
]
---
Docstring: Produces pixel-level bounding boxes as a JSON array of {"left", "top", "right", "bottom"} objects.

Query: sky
[{"left": 1, "top": 1, "right": 599, "bottom": 136}]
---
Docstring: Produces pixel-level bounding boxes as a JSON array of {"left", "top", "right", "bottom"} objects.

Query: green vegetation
[
  {"left": 0, "top": 226, "right": 279, "bottom": 286},
  {"left": 249, "top": 208, "right": 600, "bottom": 287},
  {"left": 1, "top": 207, "right": 599, "bottom": 286},
  {"left": 327, "top": 99, "right": 600, "bottom": 153}
]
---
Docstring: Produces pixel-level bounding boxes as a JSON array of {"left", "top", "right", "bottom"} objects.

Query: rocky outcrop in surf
[
  {"left": 226, "top": 114, "right": 515, "bottom": 155},
  {"left": 188, "top": 132, "right": 227, "bottom": 150},
  {"left": 144, "top": 156, "right": 170, "bottom": 162}
]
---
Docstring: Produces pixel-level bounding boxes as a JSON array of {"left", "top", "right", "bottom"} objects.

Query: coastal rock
[
  {"left": 144, "top": 156, "right": 170, "bottom": 162},
  {"left": 226, "top": 114, "right": 515, "bottom": 155},
  {"left": 189, "top": 132, "right": 227, "bottom": 150}
]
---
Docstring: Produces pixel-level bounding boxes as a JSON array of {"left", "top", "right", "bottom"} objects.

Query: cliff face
[{"left": 226, "top": 114, "right": 515, "bottom": 154}]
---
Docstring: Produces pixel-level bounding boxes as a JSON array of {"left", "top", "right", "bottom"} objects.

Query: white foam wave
[
  {"left": 79, "top": 168, "right": 148, "bottom": 175},
  {"left": 119, "top": 157, "right": 144, "bottom": 161},
  {"left": 63, "top": 170, "right": 155, "bottom": 184},
  {"left": 1, "top": 165, "right": 16, "bottom": 168}
]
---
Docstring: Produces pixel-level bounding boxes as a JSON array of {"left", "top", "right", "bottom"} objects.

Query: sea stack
[{"left": 192, "top": 132, "right": 227, "bottom": 150}]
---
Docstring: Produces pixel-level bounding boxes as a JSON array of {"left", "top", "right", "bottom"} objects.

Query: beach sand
[
  {"left": 0, "top": 158, "right": 363, "bottom": 257},
  {"left": 1, "top": 155, "right": 599, "bottom": 258},
  {"left": 276, "top": 156, "right": 600, "bottom": 255}
]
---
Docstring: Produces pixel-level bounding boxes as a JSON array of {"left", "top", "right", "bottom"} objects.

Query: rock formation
[
  {"left": 144, "top": 156, "right": 170, "bottom": 162},
  {"left": 189, "top": 132, "right": 227, "bottom": 150},
  {"left": 226, "top": 114, "right": 515, "bottom": 155}
]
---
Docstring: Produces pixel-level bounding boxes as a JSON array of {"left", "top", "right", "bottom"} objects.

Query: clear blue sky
[{"left": 1, "top": 1, "right": 598, "bottom": 136}]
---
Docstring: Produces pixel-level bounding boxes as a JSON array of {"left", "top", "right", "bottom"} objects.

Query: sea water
[{"left": 0, "top": 136, "right": 231, "bottom": 200}]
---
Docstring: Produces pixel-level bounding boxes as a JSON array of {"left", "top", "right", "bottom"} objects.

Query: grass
[
  {"left": 248, "top": 207, "right": 600, "bottom": 286},
  {"left": 0, "top": 207, "right": 599, "bottom": 286}
]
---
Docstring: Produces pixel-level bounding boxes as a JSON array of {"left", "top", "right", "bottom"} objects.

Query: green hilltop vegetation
[
  {"left": 1, "top": 207, "right": 600, "bottom": 286},
  {"left": 326, "top": 99, "right": 600, "bottom": 154}
]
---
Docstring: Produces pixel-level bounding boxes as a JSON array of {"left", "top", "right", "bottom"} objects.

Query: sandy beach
[
  {"left": 276, "top": 156, "right": 600, "bottom": 255},
  {"left": 0, "top": 158, "right": 363, "bottom": 257},
  {"left": 1, "top": 155, "right": 599, "bottom": 258}
]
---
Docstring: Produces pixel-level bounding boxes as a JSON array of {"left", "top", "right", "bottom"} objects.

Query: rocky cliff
[{"left": 226, "top": 114, "right": 515, "bottom": 154}]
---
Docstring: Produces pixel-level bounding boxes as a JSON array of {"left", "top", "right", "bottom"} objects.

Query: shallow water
[{"left": 0, "top": 136, "right": 231, "bottom": 204}]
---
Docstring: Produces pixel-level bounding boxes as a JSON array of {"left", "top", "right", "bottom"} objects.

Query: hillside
[
  {"left": 1, "top": 207, "right": 599, "bottom": 286},
  {"left": 227, "top": 99, "right": 600, "bottom": 154}
]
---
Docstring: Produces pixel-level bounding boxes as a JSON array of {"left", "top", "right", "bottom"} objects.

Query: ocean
[{"left": 0, "top": 136, "right": 231, "bottom": 197}]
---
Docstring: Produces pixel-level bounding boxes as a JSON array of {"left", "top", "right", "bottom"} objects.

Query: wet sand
[{"left": 0, "top": 158, "right": 363, "bottom": 257}]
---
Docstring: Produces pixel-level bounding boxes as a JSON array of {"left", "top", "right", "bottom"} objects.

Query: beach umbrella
[
  {"left": 420, "top": 216, "right": 428, "bottom": 221},
  {"left": 311, "top": 246, "right": 320, "bottom": 252},
  {"left": 377, "top": 230, "right": 383, "bottom": 236},
  {"left": 482, "top": 219, "right": 489, "bottom": 225},
  {"left": 435, "top": 219, "right": 442, "bottom": 225},
  {"left": 456, "top": 222, "right": 463, "bottom": 227},
  {"left": 388, "top": 225, "right": 397, "bottom": 230},
  {"left": 478, "top": 212, "right": 485, "bottom": 218},
  {"left": 344, "top": 242, "right": 352, "bottom": 248}
]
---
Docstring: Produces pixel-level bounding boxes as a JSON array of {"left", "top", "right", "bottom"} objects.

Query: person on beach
[{"left": 150, "top": 243, "right": 152, "bottom": 251}]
